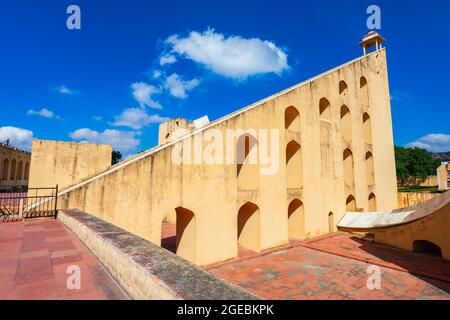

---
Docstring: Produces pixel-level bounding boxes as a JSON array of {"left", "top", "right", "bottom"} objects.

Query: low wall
[
  {"left": 397, "top": 192, "right": 437, "bottom": 209},
  {"left": 58, "top": 209, "right": 259, "bottom": 300}
]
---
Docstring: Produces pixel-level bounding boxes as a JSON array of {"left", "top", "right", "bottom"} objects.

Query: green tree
[
  {"left": 111, "top": 150, "right": 122, "bottom": 165},
  {"left": 395, "top": 146, "right": 441, "bottom": 184}
]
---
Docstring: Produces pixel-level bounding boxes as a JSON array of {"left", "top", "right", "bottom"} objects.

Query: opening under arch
[
  {"left": 368, "top": 193, "right": 377, "bottom": 211},
  {"left": 286, "top": 141, "right": 302, "bottom": 188},
  {"left": 339, "top": 80, "right": 348, "bottom": 95},
  {"left": 24, "top": 162, "right": 29, "bottom": 180},
  {"left": 366, "top": 151, "right": 375, "bottom": 186},
  {"left": 412, "top": 240, "right": 442, "bottom": 258},
  {"left": 2, "top": 159, "right": 8, "bottom": 180},
  {"left": 340, "top": 105, "right": 352, "bottom": 141},
  {"left": 237, "top": 202, "right": 261, "bottom": 252},
  {"left": 174, "top": 207, "right": 197, "bottom": 263},
  {"left": 363, "top": 112, "right": 372, "bottom": 145},
  {"left": 288, "top": 199, "right": 304, "bottom": 239},
  {"left": 328, "top": 212, "right": 334, "bottom": 233},
  {"left": 346, "top": 195, "right": 357, "bottom": 211},
  {"left": 236, "top": 134, "right": 259, "bottom": 190},
  {"left": 10, "top": 159, "right": 16, "bottom": 181},
  {"left": 343, "top": 149, "right": 355, "bottom": 186},
  {"left": 319, "top": 98, "right": 331, "bottom": 121},
  {"left": 360, "top": 76, "right": 369, "bottom": 107},
  {"left": 17, "top": 161, "right": 23, "bottom": 180},
  {"left": 285, "top": 106, "right": 300, "bottom": 132}
]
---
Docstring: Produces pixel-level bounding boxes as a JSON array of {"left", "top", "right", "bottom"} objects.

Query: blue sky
[{"left": 1, "top": 0, "right": 449, "bottom": 156}]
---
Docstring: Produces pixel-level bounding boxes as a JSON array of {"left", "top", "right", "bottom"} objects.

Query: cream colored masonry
[{"left": 30, "top": 49, "right": 397, "bottom": 266}]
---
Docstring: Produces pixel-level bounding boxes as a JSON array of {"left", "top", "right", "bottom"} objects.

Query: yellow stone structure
[
  {"left": 29, "top": 47, "right": 399, "bottom": 266},
  {"left": 437, "top": 162, "right": 450, "bottom": 191},
  {"left": 0, "top": 143, "right": 31, "bottom": 192}
]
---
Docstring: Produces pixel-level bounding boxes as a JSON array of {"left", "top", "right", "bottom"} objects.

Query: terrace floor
[
  {"left": 0, "top": 219, "right": 128, "bottom": 300},
  {"left": 206, "top": 233, "right": 450, "bottom": 300}
]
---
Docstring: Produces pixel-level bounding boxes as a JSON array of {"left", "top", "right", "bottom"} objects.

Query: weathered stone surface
[{"left": 59, "top": 209, "right": 260, "bottom": 300}]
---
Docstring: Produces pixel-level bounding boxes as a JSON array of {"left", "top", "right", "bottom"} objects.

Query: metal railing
[{"left": 0, "top": 186, "right": 58, "bottom": 222}]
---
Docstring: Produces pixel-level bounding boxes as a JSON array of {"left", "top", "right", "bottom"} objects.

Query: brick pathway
[
  {"left": 209, "top": 233, "right": 450, "bottom": 300},
  {"left": 0, "top": 220, "right": 128, "bottom": 300}
]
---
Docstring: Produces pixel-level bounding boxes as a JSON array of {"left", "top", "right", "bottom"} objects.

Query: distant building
[
  {"left": 437, "top": 162, "right": 450, "bottom": 191},
  {"left": 0, "top": 143, "right": 31, "bottom": 192}
]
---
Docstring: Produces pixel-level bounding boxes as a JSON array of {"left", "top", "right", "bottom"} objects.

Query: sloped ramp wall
[{"left": 59, "top": 209, "right": 260, "bottom": 300}]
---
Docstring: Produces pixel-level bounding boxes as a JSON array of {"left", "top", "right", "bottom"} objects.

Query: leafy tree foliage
[
  {"left": 111, "top": 150, "right": 122, "bottom": 165},
  {"left": 395, "top": 146, "right": 441, "bottom": 184}
]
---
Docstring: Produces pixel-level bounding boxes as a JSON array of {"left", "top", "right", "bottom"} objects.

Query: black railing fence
[{"left": 0, "top": 186, "right": 58, "bottom": 222}]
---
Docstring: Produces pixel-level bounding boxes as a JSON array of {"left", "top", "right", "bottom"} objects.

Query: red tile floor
[
  {"left": 206, "top": 233, "right": 450, "bottom": 300},
  {"left": 0, "top": 220, "right": 128, "bottom": 300}
]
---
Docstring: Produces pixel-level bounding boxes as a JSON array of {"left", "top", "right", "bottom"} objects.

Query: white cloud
[
  {"left": 164, "top": 28, "right": 289, "bottom": 79},
  {"left": 111, "top": 107, "right": 169, "bottom": 130},
  {"left": 55, "top": 85, "right": 79, "bottom": 95},
  {"left": 159, "top": 54, "right": 177, "bottom": 66},
  {"left": 27, "top": 108, "right": 59, "bottom": 119},
  {"left": 130, "top": 82, "right": 161, "bottom": 109},
  {"left": 406, "top": 133, "right": 450, "bottom": 152},
  {"left": 390, "top": 91, "right": 411, "bottom": 102},
  {"left": 92, "top": 115, "right": 103, "bottom": 122},
  {"left": 0, "top": 126, "right": 33, "bottom": 150},
  {"left": 164, "top": 73, "right": 199, "bottom": 99},
  {"left": 69, "top": 128, "right": 140, "bottom": 154}
]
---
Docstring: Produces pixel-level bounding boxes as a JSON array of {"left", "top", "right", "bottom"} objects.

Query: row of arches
[
  {"left": 343, "top": 149, "right": 374, "bottom": 187},
  {"left": 345, "top": 193, "right": 377, "bottom": 212},
  {"left": 338, "top": 76, "right": 369, "bottom": 106},
  {"left": 1, "top": 159, "right": 29, "bottom": 181}
]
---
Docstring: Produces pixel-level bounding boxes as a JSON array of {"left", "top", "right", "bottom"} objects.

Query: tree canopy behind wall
[
  {"left": 112, "top": 150, "right": 122, "bottom": 165},
  {"left": 395, "top": 146, "right": 441, "bottom": 184}
]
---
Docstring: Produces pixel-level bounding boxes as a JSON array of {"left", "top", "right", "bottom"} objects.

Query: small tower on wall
[{"left": 360, "top": 31, "right": 385, "bottom": 55}]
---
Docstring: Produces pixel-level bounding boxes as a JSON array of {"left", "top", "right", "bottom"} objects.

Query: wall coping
[{"left": 59, "top": 209, "right": 260, "bottom": 300}]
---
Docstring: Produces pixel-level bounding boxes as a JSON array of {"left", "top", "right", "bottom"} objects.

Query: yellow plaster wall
[
  {"left": 56, "top": 50, "right": 397, "bottom": 266},
  {"left": 28, "top": 140, "right": 112, "bottom": 191}
]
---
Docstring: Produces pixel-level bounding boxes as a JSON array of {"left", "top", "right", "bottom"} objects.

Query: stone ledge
[{"left": 58, "top": 209, "right": 260, "bottom": 300}]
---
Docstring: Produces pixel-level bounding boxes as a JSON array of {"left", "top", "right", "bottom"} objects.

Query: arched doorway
[
  {"left": 17, "top": 161, "right": 23, "bottom": 180},
  {"left": 236, "top": 134, "right": 259, "bottom": 190},
  {"left": 174, "top": 207, "right": 196, "bottom": 263},
  {"left": 366, "top": 151, "right": 375, "bottom": 186},
  {"left": 237, "top": 202, "right": 261, "bottom": 253},
  {"left": 24, "top": 162, "right": 29, "bottom": 180},
  {"left": 285, "top": 106, "right": 300, "bottom": 132},
  {"left": 286, "top": 141, "right": 302, "bottom": 188},
  {"left": 288, "top": 199, "right": 304, "bottom": 239},
  {"left": 339, "top": 81, "right": 348, "bottom": 96},
  {"left": 340, "top": 105, "right": 352, "bottom": 141},
  {"left": 412, "top": 240, "right": 442, "bottom": 257}
]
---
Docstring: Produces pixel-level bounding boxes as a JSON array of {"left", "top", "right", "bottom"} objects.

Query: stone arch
[
  {"left": 236, "top": 133, "right": 259, "bottom": 190},
  {"left": 346, "top": 195, "right": 357, "bottom": 211},
  {"left": 360, "top": 76, "right": 369, "bottom": 107},
  {"left": 319, "top": 98, "right": 331, "bottom": 121},
  {"left": 24, "top": 162, "right": 29, "bottom": 180},
  {"left": 368, "top": 193, "right": 377, "bottom": 211},
  {"left": 339, "top": 80, "right": 348, "bottom": 95},
  {"left": 363, "top": 112, "right": 372, "bottom": 145},
  {"left": 10, "top": 159, "right": 16, "bottom": 181},
  {"left": 174, "top": 206, "right": 197, "bottom": 263},
  {"left": 412, "top": 240, "right": 442, "bottom": 258},
  {"left": 286, "top": 141, "right": 302, "bottom": 188},
  {"left": 285, "top": 106, "right": 300, "bottom": 132},
  {"left": 366, "top": 151, "right": 375, "bottom": 186},
  {"left": 2, "top": 159, "right": 9, "bottom": 180},
  {"left": 328, "top": 212, "right": 334, "bottom": 233},
  {"left": 237, "top": 202, "right": 261, "bottom": 252},
  {"left": 288, "top": 199, "right": 304, "bottom": 239},
  {"left": 340, "top": 105, "right": 352, "bottom": 141},
  {"left": 17, "top": 161, "right": 23, "bottom": 180},
  {"left": 343, "top": 148, "right": 354, "bottom": 186}
]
